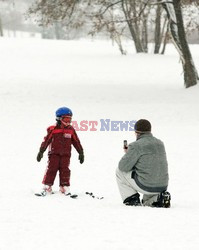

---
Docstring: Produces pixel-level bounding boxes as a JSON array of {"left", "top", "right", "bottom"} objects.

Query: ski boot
[
  {"left": 60, "top": 186, "right": 71, "bottom": 196},
  {"left": 123, "top": 193, "right": 141, "bottom": 206},
  {"left": 35, "top": 185, "right": 53, "bottom": 197},
  {"left": 152, "top": 191, "right": 171, "bottom": 208}
]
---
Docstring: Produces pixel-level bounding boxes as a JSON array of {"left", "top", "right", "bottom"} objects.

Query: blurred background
[{"left": 0, "top": 0, "right": 199, "bottom": 43}]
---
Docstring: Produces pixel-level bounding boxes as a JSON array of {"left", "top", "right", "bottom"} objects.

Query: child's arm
[
  {"left": 40, "top": 126, "right": 54, "bottom": 151},
  {"left": 71, "top": 129, "right": 84, "bottom": 164},
  {"left": 36, "top": 126, "right": 55, "bottom": 162}
]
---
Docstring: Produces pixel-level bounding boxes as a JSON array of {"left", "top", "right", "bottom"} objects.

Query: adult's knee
[{"left": 116, "top": 167, "right": 121, "bottom": 177}]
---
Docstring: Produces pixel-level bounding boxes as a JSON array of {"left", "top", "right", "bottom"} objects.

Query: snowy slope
[{"left": 0, "top": 37, "right": 199, "bottom": 250}]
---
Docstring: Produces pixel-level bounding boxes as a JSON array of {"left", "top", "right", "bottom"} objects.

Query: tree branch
[
  {"left": 150, "top": 0, "right": 174, "bottom": 5},
  {"left": 99, "top": 0, "right": 123, "bottom": 15},
  {"left": 92, "top": 0, "right": 151, "bottom": 24}
]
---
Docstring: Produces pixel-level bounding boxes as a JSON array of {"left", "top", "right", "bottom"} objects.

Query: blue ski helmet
[{"left": 55, "top": 107, "right": 73, "bottom": 118}]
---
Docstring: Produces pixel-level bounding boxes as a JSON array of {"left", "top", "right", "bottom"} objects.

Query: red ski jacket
[{"left": 40, "top": 124, "right": 83, "bottom": 157}]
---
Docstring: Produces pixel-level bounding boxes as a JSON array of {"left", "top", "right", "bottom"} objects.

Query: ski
[
  {"left": 34, "top": 192, "right": 78, "bottom": 198},
  {"left": 34, "top": 191, "right": 103, "bottom": 199},
  {"left": 35, "top": 193, "right": 45, "bottom": 197},
  {"left": 34, "top": 191, "right": 54, "bottom": 197},
  {"left": 65, "top": 193, "right": 78, "bottom": 199},
  {"left": 85, "top": 192, "right": 104, "bottom": 200}
]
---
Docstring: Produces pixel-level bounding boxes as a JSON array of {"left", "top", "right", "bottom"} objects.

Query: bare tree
[
  {"left": 0, "top": 15, "right": 3, "bottom": 36},
  {"left": 121, "top": 0, "right": 144, "bottom": 52},
  {"left": 160, "top": 19, "right": 170, "bottom": 54},
  {"left": 161, "top": 0, "right": 198, "bottom": 88},
  {"left": 154, "top": 4, "right": 162, "bottom": 54},
  {"left": 28, "top": 0, "right": 90, "bottom": 39},
  {"left": 28, "top": 0, "right": 83, "bottom": 27},
  {"left": 89, "top": 11, "right": 127, "bottom": 55}
]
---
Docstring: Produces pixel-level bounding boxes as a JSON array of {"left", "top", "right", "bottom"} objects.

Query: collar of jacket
[
  {"left": 136, "top": 132, "right": 153, "bottom": 141},
  {"left": 57, "top": 123, "right": 70, "bottom": 129}
]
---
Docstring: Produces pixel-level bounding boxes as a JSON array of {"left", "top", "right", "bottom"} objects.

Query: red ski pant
[{"left": 42, "top": 154, "right": 71, "bottom": 187}]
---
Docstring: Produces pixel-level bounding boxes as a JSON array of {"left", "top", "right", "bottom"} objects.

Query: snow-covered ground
[{"left": 0, "top": 37, "right": 199, "bottom": 250}]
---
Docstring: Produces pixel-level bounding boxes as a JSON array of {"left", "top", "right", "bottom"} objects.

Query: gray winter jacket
[{"left": 118, "top": 133, "right": 168, "bottom": 192}]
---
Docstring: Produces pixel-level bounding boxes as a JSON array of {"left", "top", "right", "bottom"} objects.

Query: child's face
[{"left": 61, "top": 116, "right": 72, "bottom": 126}]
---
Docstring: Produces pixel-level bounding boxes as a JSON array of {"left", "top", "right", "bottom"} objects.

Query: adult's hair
[{"left": 134, "top": 119, "right": 151, "bottom": 133}]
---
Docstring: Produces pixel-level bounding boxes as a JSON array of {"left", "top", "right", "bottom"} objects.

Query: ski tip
[
  {"left": 64, "top": 193, "right": 78, "bottom": 198},
  {"left": 35, "top": 193, "right": 43, "bottom": 197},
  {"left": 85, "top": 192, "right": 104, "bottom": 200},
  {"left": 70, "top": 194, "right": 78, "bottom": 199}
]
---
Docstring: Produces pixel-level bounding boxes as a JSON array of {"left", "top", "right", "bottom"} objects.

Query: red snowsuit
[{"left": 39, "top": 123, "right": 83, "bottom": 187}]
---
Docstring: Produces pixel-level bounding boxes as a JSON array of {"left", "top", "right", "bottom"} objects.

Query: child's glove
[
  {"left": 37, "top": 151, "right": 44, "bottom": 162},
  {"left": 78, "top": 152, "right": 84, "bottom": 164}
]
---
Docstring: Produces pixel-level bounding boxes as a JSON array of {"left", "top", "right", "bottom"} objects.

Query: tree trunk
[
  {"left": 115, "top": 33, "right": 127, "bottom": 55},
  {"left": 154, "top": 4, "right": 162, "bottom": 54},
  {"left": 161, "top": 21, "right": 169, "bottom": 55},
  {"left": 161, "top": 0, "right": 198, "bottom": 88},
  {"left": 127, "top": 20, "right": 144, "bottom": 52},
  {"left": 142, "top": 14, "right": 148, "bottom": 53},
  {"left": 173, "top": 0, "right": 198, "bottom": 88},
  {"left": 122, "top": 0, "right": 144, "bottom": 53},
  {"left": 54, "top": 22, "right": 62, "bottom": 40},
  {"left": 0, "top": 15, "right": 3, "bottom": 37}
]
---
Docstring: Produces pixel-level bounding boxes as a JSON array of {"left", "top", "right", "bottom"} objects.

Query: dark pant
[{"left": 42, "top": 154, "right": 71, "bottom": 186}]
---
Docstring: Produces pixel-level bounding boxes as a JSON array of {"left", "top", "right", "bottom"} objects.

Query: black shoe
[
  {"left": 152, "top": 191, "right": 171, "bottom": 208},
  {"left": 123, "top": 193, "right": 141, "bottom": 206}
]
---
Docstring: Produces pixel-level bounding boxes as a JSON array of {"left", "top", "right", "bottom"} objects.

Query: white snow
[{"left": 0, "top": 37, "right": 199, "bottom": 250}]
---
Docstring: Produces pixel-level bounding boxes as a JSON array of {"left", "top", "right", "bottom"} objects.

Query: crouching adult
[{"left": 116, "top": 119, "right": 171, "bottom": 208}]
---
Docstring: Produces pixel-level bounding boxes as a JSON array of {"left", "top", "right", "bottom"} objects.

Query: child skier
[{"left": 36, "top": 107, "right": 84, "bottom": 196}]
